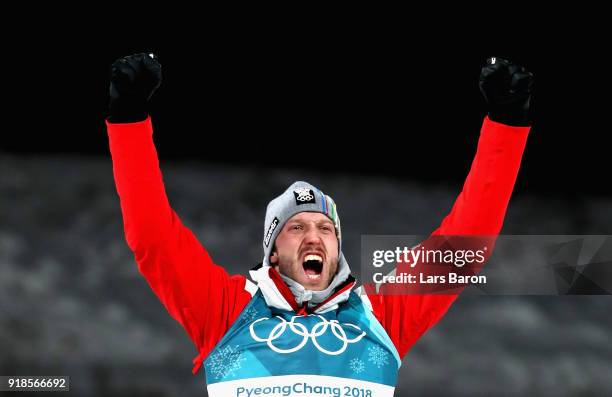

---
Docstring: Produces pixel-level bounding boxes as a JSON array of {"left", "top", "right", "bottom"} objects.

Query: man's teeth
[
  {"left": 303, "top": 255, "right": 323, "bottom": 279},
  {"left": 305, "top": 254, "right": 322, "bottom": 262}
]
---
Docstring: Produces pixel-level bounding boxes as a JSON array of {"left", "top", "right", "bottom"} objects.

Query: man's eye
[
  {"left": 320, "top": 226, "right": 333, "bottom": 232},
  {"left": 291, "top": 225, "right": 303, "bottom": 230}
]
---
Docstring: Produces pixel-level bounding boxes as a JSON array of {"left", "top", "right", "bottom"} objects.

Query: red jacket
[{"left": 106, "top": 116, "right": 530, "bottom": 374}]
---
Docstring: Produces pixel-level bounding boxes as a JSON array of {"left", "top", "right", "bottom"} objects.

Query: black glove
[
  {"left": 108, "top": 52, "right": 162, "bottom": 123},
  {"left": 479, "top": 57, "right": 534, "bottom": 126}
]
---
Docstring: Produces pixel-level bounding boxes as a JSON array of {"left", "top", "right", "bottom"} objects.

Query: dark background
[
  {"left": 2, "top": 15, "right": 609, "bottom": 198},
  {"left": 1, "top": 12, "right": 611, "bottom": 397}
]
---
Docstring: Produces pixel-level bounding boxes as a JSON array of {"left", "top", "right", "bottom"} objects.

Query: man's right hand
[{"left": 108, "top": 52, "right": 162, "bottom": 123}]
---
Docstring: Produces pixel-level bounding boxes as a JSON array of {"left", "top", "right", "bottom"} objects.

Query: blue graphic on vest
[{"left": 204, "top": 290, "right": 401, "bottom": 387}]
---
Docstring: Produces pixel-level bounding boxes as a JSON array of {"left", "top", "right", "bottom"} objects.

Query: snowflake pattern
[
  {"left": 240, "top": 305, "right": 260, "bottom": 324},
  {"left": 367, "top": 345, "right": 390, "bottom": 368},
  {"left": 349, "top": 357, "right": 366, "bottom": 374},
  {"left": 206, "top": 345, "right": 246, "bottom": 380}
]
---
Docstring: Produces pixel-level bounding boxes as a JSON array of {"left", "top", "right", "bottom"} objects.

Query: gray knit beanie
[{"left": 262, "top": 181, "right": 342, "bottom": 267}]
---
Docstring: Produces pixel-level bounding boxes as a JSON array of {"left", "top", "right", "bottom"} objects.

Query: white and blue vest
[{"left": 204, "top": 267, "right": 401, "bottom": 397}]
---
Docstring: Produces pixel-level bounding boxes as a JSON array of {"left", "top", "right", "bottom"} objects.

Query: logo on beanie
[
  {"left": 294, "top": 188, "right": 315, "bottom": 205},
  {"left": 264, "top": 217, "right": 279, "bottom": 247}
]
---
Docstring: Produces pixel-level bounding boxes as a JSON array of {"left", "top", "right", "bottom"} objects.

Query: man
[{"left": 106, "top": 53, "right": 533, "bottom": 396}]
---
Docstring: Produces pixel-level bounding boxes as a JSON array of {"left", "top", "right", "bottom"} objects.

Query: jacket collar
[{"left": 249, "top": 260, "right": 356, "bottom": 315}]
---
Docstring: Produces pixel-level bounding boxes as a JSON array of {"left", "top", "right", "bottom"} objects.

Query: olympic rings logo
[
  {"left": 294, "top": 188, "right": 314, "bottom": 202},
  {"left": 249, "top": 315, "right": 366, "bottom": 355}
]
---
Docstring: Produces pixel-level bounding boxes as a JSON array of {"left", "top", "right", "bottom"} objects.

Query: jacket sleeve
[
  {"left": 106, "top": 117, "right": 254, "bottom": 374},
  {"left": 365, "top": 116, "right": 530, "bottom": 359}
]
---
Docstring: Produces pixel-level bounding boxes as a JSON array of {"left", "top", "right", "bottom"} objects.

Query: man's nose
[{"left": 303, "top": 226, "right": 322, "bottom": 244}]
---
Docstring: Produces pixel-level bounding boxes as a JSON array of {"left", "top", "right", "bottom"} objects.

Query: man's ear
[{"left": 270, "top": 249, "right": 278, "bottom": 265}]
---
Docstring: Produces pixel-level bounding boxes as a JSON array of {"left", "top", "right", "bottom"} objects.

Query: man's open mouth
[{"left": 303, "top": 254, "right": 323, "bottom": 280}]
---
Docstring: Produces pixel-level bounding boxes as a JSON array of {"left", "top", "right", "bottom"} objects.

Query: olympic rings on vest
[{"left": 249, "top": 315, "right": 366, "bottom": 355}]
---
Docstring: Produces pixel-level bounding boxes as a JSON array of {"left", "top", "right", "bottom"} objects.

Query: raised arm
[
  {"left": 106, "top": 53, "right": 253, "bottom": 373},
  {"left": 365, "top": 57, "right": 534, "bottom": 359}
]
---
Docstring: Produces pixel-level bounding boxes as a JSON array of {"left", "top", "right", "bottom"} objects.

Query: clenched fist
[
  {"left": 108, "top": 52, "right": 162, "bottom": 123},
  {"left": 479, "top": 57, "right": 534, "bottom": 126}
]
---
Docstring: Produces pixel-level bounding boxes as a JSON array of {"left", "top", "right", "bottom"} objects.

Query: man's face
[{"left": 270, "top": 212, "right": 339, "bottom": 291}]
